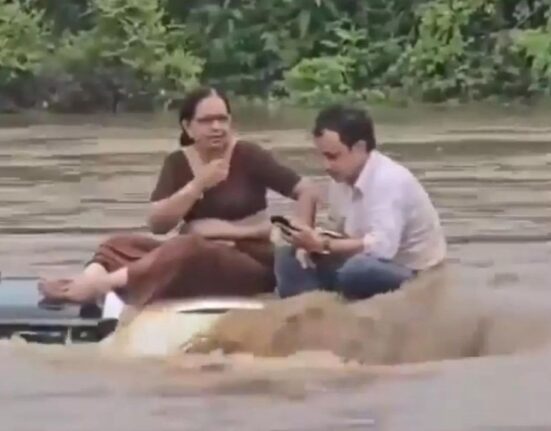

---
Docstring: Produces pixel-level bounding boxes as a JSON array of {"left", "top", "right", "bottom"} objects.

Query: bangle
[{"left": 187, "top": 181, "right": 204, "bottom": 200}]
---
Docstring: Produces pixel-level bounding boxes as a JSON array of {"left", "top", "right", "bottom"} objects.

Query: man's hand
[
  {"left": 294, "top": 247, "right": 314, "bottom": 269},
  {"left": 281, "top": 220, "right": 325, "bottom": 254}
]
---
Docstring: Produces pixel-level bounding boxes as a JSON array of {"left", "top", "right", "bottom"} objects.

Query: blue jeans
[{"left": 274, "top": 245, "right": 415, "bottom": 300}]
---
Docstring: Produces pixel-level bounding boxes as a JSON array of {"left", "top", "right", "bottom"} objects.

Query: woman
[{"left": 39, "top": 87, "right": 317, "bottom": 307}]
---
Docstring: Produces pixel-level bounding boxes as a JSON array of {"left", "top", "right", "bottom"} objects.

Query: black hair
[
  {"left": 312, "top": 104, "right": 376, "bottom": 151},
  {"left": 178, "top": 86, "right": 232, "bottom": 146}
]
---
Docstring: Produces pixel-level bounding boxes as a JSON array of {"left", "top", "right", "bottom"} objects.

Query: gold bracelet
[{"left": 321, "top": 237, "right": 331, "bottom": 255}]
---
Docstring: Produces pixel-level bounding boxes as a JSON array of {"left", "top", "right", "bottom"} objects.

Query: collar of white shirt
[{"left": 352, "top": 150, "right": 380, "bottom": 195}]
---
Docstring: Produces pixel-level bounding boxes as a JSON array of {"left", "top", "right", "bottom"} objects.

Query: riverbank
[
  {"left": 4, "top": 0, "right": 551, "bottom": 118},
  {"left": 2, "top": 101, "right": 551, "bottom": 146}
]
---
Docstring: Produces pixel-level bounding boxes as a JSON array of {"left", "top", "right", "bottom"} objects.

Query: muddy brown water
[{"left": 2, "top": 107, "right": 551, "bottom": 430}]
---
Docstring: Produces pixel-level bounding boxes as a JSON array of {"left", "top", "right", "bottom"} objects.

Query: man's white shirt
[{"left": 327, "top": 150, "right": 446, "bottom": 271}]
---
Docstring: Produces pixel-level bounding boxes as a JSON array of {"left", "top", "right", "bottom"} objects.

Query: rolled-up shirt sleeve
[{"left": 361, "top": 193, "right": 405, "bottom": 259}]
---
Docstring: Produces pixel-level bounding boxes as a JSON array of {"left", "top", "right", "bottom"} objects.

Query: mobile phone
[{"left": 270, "top": 215, "right": 300, "bottom": 232}]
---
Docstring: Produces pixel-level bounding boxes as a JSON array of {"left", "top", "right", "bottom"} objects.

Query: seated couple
[{"left": 39, "top": 87, "right": 447, "bottom": 309}]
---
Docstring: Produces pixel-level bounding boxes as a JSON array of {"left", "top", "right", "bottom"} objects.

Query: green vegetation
[{"left": 1, "top": 0, "right": 551, "bottom": 111}]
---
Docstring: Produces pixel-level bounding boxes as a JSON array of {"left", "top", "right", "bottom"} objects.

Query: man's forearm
[{"left": 325, "top": 237, "right": 365, "bottom": 258}]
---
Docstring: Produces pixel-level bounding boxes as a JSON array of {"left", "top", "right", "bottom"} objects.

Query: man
[{"left": 274, "top": 104, "right": 446, "bottom": 300}]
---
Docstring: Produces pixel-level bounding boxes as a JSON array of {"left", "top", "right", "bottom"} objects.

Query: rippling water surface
[{"left": 3, "top": 107, "right": 551, "bottom": 430}]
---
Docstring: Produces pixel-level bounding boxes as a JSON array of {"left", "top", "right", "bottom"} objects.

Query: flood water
[{"left": 2, "top": 105, "right": 551, "bottom": 430}]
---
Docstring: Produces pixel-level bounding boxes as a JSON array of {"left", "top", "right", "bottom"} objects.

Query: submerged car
[
  {"left": 0, "top": 276, "right": 115, "bottom": 343},
  {"left": 0, "top": 276, "right": 265, "bottom": 355}
]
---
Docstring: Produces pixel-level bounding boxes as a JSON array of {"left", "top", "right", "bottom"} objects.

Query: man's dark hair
[{"left": 312, "top": 104, "right": 376, "bottom": 151}]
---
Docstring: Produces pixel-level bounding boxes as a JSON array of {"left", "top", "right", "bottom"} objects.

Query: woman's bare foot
[
  {"left": 38, "top": 278, "right": 72, "bottom": 302},
  {"left": 39, "top": 266, "right": 128, "bottom": 305},
  {"left": 39, "top": 275, "right": 112, "bottom": 304}
]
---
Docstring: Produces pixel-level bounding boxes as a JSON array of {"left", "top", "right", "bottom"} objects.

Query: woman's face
[{"left": 183, "top": 95, "right": 232, "bottom": 152}]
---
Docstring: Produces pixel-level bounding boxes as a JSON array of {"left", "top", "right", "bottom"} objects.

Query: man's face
[{"left": 313, "top": 129, "right": 367, "bottom": 184}]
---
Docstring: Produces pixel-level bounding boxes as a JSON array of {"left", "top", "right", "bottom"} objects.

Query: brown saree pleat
[{"left": 90, "top": 233, "right": 275, "bottom": 307}]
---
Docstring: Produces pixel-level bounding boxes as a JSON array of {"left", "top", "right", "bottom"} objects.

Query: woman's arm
[
  {"left": 186, "top": 211, "right": 271, "bottom": 240},
  {"left": 147, "top": 179, "right": 204, "bottom": 234},
  {"left": 290, "top": 178, "right": 318, "bottom": 227},
  {"left": 244, "top": 142, "right": 320, "bottom": 227},
  {"left": 147, "top": 155, "right": 230, "bottom": 234}
]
